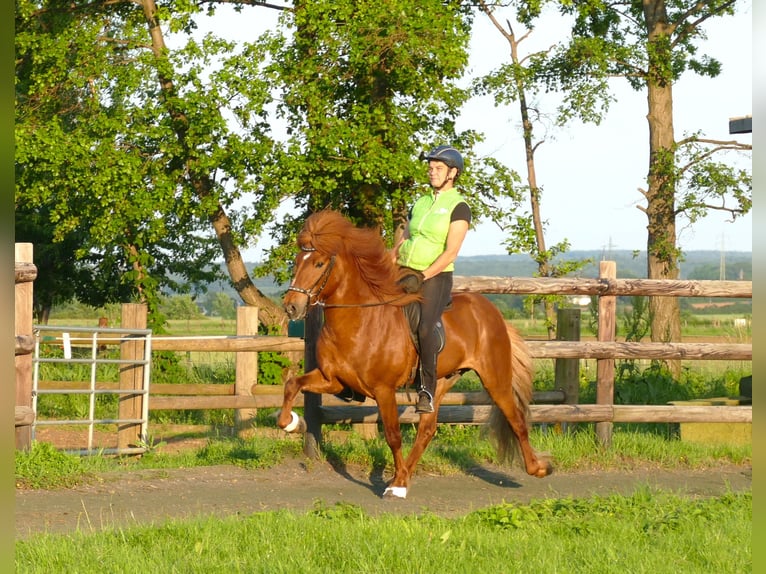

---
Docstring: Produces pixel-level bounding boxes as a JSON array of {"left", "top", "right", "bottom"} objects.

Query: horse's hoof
[
  {"left": 534, "top": 462, "right": 553, "bottom": 478},
  {"left": 283, "top": 411, "right": 304, "bottom": 433},
  {"left": 382, "top": 486, "right": 408, "bottom": 499}
]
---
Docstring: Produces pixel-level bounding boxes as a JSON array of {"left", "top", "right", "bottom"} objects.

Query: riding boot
[{"left": 415, "top": 364, "right": 436, "bottom": 414}]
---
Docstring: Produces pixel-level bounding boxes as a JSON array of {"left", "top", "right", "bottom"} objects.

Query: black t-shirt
[{"left": 451, "top": 201, "right": 471, "bottom": 224}]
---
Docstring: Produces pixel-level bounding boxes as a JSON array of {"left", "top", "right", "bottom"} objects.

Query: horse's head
[
  {"left": 283, "top": 245, "right": 336, "bottom": 320},
  {"left": 283, "top": 209, "right": 412, "bottom": 319}
]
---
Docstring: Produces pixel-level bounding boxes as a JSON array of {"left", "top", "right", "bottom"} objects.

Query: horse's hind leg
[{"left": 483, "top": 375, "right": 552, "bottom": 478}]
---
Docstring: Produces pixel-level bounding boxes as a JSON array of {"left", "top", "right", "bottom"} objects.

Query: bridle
[
  {"left": 286, "top": 246, "right": 336, "bottom": 308},
  {"left": 286, "top": 245, "right": 409, "bottom": 310}
]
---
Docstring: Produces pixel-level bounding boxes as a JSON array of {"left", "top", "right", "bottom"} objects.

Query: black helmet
[{"left": 424, "top": 145, "right": 464, "bottom": 176}]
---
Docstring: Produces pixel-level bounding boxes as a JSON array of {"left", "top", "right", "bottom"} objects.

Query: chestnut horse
[{"left": 277, "top": 210, "right": 551, "bottom": 498}]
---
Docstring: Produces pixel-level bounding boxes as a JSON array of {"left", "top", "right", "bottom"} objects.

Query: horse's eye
[{"left": 315, "top": 261, "right": 325, "bottom": 268}]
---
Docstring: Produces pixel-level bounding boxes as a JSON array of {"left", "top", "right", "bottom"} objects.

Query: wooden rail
[
  {"left": 40, "top": 335, "right": 752, "bottom": 361},
  {"left": 452, "top": 276, "right": 752, "bottom": 298},
  {"left": 320, "top": 404, "right": 752, "bottom": 425},
  {"left": 34, "top": 381, "right": 566, "bottom": 411}
]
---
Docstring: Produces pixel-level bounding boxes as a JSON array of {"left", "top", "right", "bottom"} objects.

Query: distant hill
[
  {"left": 453, "top": 250, "right": 752, "bottom": 281},
  {"left": 198, "top": 250, "right": 751, "bottom": 299}
]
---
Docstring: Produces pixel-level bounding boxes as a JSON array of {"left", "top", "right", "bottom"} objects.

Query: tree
[
  {"left": 161, "top": 294, "right": 203, "bottom": 320},
  {"left": 251, "top": 0, "right": 522, "bottom": 276},
  {"left": 15, "top": 204, "right": 91, "bottom": 323},
  {"left": 475, "top": 1, "right": 594, "bottom": 339},
  {"left": 530, "top": 0, "right": 751, "bottom": 370},
  {"left": 15, "top": 0, "right": 285, "bottom": 328},
  {"left": 208, "top": 291, "right": 237, "bottom": 320}
]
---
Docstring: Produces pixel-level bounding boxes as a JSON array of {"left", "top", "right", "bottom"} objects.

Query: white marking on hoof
[
  {"left": 383, "top": 486, "right": 407, "bottom": 499},
  {"left": 283, "top": 411, "right": 300, "bottom": 433}
]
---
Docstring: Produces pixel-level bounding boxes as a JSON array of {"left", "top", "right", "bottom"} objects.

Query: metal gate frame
[{"left": 32, "top": 325, "right": 152, "bottom": 455}]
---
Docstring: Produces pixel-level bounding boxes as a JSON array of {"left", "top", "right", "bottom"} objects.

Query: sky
[{"left": 189, "top": 2, "right": 753, "bottom": 258}]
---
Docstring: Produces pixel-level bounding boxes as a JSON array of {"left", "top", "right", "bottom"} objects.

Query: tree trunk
[
  {"left": 643, "top": 0, "right": 681, "bottom": 377},
  {"left": 491, "top": 6, "right": 556, "bottom": 340},
  {"left": 209, "top": 205, "right": 287, "bottom": 331}
]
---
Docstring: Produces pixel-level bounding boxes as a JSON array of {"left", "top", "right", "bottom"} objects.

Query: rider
[{"left": 393, "top": 145, "right": 472, "bottom": 413}]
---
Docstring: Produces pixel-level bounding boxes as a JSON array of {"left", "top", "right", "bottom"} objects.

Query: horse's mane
[{"left": 299, "top": 210, "right": 416, "bottom": 305}]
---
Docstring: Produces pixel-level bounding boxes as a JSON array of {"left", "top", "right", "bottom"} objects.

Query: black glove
[{"left": 398, "top": 268, "right": 425, "bottom": 293}]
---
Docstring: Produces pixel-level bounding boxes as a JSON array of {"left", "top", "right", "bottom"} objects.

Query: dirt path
[{"left": 15, "top": 459, "right": 751, "bottom": 540}]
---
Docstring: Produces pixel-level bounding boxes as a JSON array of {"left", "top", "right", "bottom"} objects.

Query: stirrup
[{"left": 415, "top": 391, "right": 434, "bottom": 414}]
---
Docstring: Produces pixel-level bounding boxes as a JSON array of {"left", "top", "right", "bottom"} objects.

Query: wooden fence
[
  {"left": 21, "top": 255, "right": 752, "bottom": 454},
  {"left": 15, "top": 244, "right": 37, "bottom": 450}
]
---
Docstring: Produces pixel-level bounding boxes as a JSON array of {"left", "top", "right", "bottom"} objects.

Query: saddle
[{"left": 401, "top": 300, "right": 447, "bottom": 355}]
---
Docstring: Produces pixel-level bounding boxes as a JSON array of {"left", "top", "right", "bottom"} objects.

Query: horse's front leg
[
  {"left": 276, "top": 369, "right": 344, "bottom": 432},
  {"left": 375, "top": 391, "right": 409, "bottom": 499}
]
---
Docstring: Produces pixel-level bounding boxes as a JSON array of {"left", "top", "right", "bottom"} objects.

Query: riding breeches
[{"left": 416, "top": 272, "right": 453, "bottom": 396}]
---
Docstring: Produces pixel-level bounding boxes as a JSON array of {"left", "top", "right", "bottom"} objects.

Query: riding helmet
[{"left": 424, "top": 145, "right": 464, "bottom": 176}]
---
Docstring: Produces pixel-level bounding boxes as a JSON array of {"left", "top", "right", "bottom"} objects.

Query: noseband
[{"left": 287, "top": 246, "right": 336, "bottom": 307}]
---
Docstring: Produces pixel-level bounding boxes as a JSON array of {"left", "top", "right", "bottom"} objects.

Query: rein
[
  {"left": 287, "top": 245, "right": 411, "bottom": 310},
  {"left": 318, "top": 293, "right": 410, "bottom": 309}
]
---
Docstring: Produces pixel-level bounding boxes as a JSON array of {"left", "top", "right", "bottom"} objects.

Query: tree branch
[
  {"left": 675, "top": 136, "right": 751, "bottom": 176},
  {"left": 198, "top": 0, "right": 291, "bottom": 11},
  {"left": 636, "top": 187, "right": 648, "bottom": 214},
  {"left": 672, "top": 0, "right": 738, "bottom": 48},
  {"left": 674, "top": 199, "right": 745, "bottom": 221},
  {"left": 677, "top": 136, "right": 751, "bottom": 149}
]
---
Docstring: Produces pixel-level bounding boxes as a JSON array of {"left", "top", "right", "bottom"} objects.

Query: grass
[
  {"left": 16, "top": 406, "right": 752, "bottom": 573},
  {"left": 16, "top": 423, "right": 751, "bottom": 491},
  {"left": 15, "top": 489, "right": 751, "bottom": 573}
]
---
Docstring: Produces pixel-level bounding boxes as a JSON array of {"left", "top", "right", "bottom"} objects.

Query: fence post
[
  {"left": 596, "top": 261, "right": 617, "bottom": 447},
  {"left": 15, "top": 243, "right": 34, "bottom": 451},
  {"left": 302, "top": 305, "right": 323, "bottom": 458},
  {"left": 235, "top": 306, "right": 259, "bottom": 436},
  {"left": 118, "top": 303, "right": 147, "bottom": 451},
  {"left": 555, "top": 307, "right": 580, "bottom": 432}
]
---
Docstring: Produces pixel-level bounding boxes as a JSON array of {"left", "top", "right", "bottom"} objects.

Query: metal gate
[{"left": 32, "top": 325, "right": 152, "bottom": 455}]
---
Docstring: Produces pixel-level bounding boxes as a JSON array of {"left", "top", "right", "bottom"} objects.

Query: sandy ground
[{"left": 16, "top": 454, "right": 752, "bottom": 540}]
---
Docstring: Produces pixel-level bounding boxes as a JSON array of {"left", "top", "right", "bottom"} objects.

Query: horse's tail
[{"left": 486, "top": 323, "right": 536, "bottom": 465}]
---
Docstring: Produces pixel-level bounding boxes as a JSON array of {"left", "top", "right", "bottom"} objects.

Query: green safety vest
[{"left": 398, "top": 188, "right": 465, "bottom": 272}]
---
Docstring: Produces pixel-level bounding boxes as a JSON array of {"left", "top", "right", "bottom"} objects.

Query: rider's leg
[{"left": 415, "top": 272, "right": 452, "bottom": 413}]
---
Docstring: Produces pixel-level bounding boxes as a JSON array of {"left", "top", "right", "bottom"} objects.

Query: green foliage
[
  {"left": 620, "top": 295, "right": 652, "bottom": 342},
  {"left": 674, "top": 134, "right": 752, "bottom": 224},
  {"left": 257, "top": 351, "right": 292, "bottom": 386},
  {"left": 470, "top": 500, "right": 541, "bottom": 529},
  {"left": 572, "top": 360, "right": 743, "bottom": 405},
  {"left": 160, "top": 295, "right": 204, "bottom": 321},
  {"left": 253, "top": 0, "right": 526, "bottom": 281},
  {"left": 205, "top": 292, "right": 237, "bottom": 320},
  {"left": 190, "top": 436, "right": 303, "bottom": 469},
  {"left": 15, "top": 0, "right": 274, "bottom": 325},
  {"left": 469, "top": 490, "right": 751, "bottom": 538},
  {"left": 15, "top": 442, "right": 86, "bottom": 489}
]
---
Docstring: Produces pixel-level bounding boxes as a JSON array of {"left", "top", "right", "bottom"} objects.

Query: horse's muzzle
[{"left": 283, "top": 299, "right": 307, "bottom": 321}]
